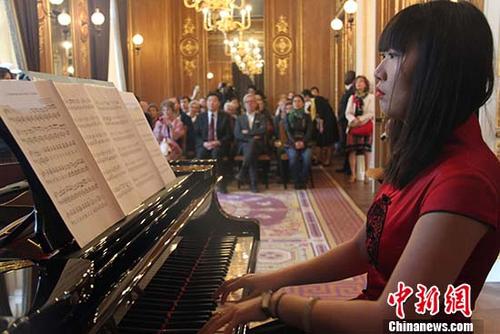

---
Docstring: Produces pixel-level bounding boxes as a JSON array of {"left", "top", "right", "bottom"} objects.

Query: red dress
[{"left": 357, "top": 115, "right": 500, "bottom": 319}]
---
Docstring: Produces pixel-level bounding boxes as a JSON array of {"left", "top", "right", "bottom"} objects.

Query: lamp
[
  {"left": 132, "top": 34, "right": 144, "bottom": 53},
  {"left": 184, "top": 0, "right": 252, "bottom": 33},
  {"left": 49, "top": 0, "right": 64, "bottom": 5},
  {"left": 224, "top": 32, "right": 263, "bottom": 78},
  {"left": 207, "top": 72, "right": 214, "bottom": 80},
  {"left": 343, "top": 0, "right": 358, "bottom": 14},
  {"left": 330, "top": 18, "right": 343, "bottom": 31},
  {"left": 57, "top": 10, "right": 71, "bottom": 26},
  {"left": 61, "top": 40, "right": 73, "bottom": 50},
  {"left": 330, "top": 0, "right": 357, "bottom": 38},
  {"left": 91, "top": 8, "right": 105, "bottom": 26}
]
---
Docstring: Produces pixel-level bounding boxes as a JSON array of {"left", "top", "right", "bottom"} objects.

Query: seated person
[
  {"left": 234, "top": 93, "right": 267, "bottom": 193},
  {"left": 153, "top": 101, "right": 185, "bottom": 160},
  {"left": 194, "top": 93, "right": 233, "bottom": 193},
  {"left": 285, "top": 95, "right": 313, "bottom": 189},
  {"left": 274, "top": 101, "right": 292, "bottom": 151}
]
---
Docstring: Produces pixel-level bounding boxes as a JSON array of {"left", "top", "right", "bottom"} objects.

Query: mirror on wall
[
  {"left": 48, "top": 0, "right": 75, "bottom": 76},
  {"left": 206, "top": 0, "right": 264, "bottom": 97}
]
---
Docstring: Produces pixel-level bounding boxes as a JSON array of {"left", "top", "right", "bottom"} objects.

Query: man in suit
[
  {"left": 234, "top": 93, "right": 267, "bottom": 193},
  {"left": 194, "top": 93, "right": 233, "bottom": 193}
]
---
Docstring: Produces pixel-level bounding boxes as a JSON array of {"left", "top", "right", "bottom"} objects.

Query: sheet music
[
  {"left": 0, "top": 80, "right": 124, "bottom": 247},
  {"left": 54, "top": 83, "right": 140, "bottom": 214},
  {"left": 119, "top": 92, "right": 176, "bottom": 186},
  {"left": 84, "top": 85, "right": 164, "bottom": 202}
]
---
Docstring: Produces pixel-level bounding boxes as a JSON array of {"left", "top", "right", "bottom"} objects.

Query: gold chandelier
[
  {"left": 183, "top": 0, "right": 252, "bottom": 33},
  {"left": 224, "top": 32, "right": 263, "bottom": 77}
]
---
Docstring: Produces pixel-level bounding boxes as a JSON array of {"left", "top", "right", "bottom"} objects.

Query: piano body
[{"left": 0, "top": 125, "right": 260, "bottom": 334}]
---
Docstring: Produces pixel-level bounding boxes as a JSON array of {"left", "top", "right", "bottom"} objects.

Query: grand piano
[{"left": 0, "top": 128, "right": 260, "bottom": 334}]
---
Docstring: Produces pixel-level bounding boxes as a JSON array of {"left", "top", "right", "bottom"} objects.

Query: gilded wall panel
[
  {"left": 37, "top": 0, "right": 53, "bottom": 74},
  {"left": 70, "top": 0, "right": 90, "bottom": 78}
]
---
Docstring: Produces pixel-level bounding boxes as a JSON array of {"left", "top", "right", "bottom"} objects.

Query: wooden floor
[
  {"left": 321, "top": 156, "right": 500, "bottom": 333},
  {"left": 322, "top": 156, "right": 379, "bottom": 214}
]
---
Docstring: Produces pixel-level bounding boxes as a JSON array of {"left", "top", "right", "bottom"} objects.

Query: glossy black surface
[{"left": 0, "top": 161, "right": 260, "bottom": 333}]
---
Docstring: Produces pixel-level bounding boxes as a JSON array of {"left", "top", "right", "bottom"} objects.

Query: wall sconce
[
  {"left": 44, "top": 0, "right": 69, "bottom": 28},
  {"left": 343, "top": 0, "right": 358, "bottom": 14},
  {"left": 343, "top": 0, "right": 357, "bottom": 29},
  {"left": 90, "top": 8, "right": 105, "bottom": 33},
  {"left": 331, "top": 17, "right": 343, "bottom": 39},
  {"left": 330, "top": 0, "right": 357, "bottom": 40},
  {"left": 132, "top": 34, "right": 144, "bottom": 53},
  {"left": 207, "top": 72, "right": 214, "bottom": 80},
  {"left": 56, "top": 10, "right": 71, "bottom": 26}
]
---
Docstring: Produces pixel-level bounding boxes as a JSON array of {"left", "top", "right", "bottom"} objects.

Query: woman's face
[
  {"left": 162, "top": 107, "right": 175, "bottom": 121},
  {"left": 374, "top": 48, "right": 418, "bottom": 120},
  {"left": 355, "top": 78, "right": 367, "bottom": 91},
  {"left": 292, "top": 97, "right": 304, "bottom": 110},
  {"left": 148, "top": 106, "right": 159, "bottom": 118}
]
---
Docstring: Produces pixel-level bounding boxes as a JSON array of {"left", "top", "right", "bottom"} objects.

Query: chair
[
  {"left": 279, "top": 152, "right": 314, "bottom": 189},
  {"left": 234, "top": 154, "right": 271, "bottom": 189}
]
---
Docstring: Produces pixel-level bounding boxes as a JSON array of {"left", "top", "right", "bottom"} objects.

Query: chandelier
[
  {"left": 224, "top": 33, "right": 264, "bottom": 77},
  {"left": 183, "top": 0, "right": 252, "bottom": 33}
]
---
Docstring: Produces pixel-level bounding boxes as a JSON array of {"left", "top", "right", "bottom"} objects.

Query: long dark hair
[{"left": 381, "top": 1, "right": 494, "bottom": 189}]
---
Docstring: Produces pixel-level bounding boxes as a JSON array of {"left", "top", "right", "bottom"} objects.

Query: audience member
[
  {"left": 285, "top": 95, "right": 313, "bottom": 189},
  {"left": 345, "top": 75, "right": 375, "bottom": 183},
  {"left": 194, "top": 93, "right": 233, "bottom": 193},
  {"left": 0, "top": 67, "right": 13, "bottom": 80},
  {"left": 234, "top": 94, "right": 267, "bottom": 193},
  {"left": 153, "top": 101, "right": 185, "bottom": 160}
]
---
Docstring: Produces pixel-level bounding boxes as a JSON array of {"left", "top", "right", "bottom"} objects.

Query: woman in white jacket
[{"left": 345, "top": 75, "right": 375, "bottom": 182}]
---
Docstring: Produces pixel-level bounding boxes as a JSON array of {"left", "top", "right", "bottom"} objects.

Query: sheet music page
[
  {"left": 0, "top": 80, "right": 124, "bottom": 247},
  {"left": 84, "top": 85, "right": 164, "bottom": 202},
  {"left": 54, "top": 83, "right": 140, "bottom": 214},
  {"left": 119, "top": 92, "right": 176, "bottom": 186}
]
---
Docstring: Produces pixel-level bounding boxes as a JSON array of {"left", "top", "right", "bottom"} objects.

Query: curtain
[
  {"left": 88, "top": 0, "right": 110, "bottom": 81},
  {"left": 117, "top": 0, "right": 128, "bottom": 87},
  {"left": 13, "top": 0, "right": 38, "bottom": 71}
]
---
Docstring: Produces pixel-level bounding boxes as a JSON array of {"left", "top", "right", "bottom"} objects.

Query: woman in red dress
[{"left": 199, "top": 2, "right": 499, "bottom": 333}]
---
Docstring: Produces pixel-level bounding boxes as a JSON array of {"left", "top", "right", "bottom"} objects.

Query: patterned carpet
[{"left": 218, "top": 167, "right": 367, "bottom": 300}]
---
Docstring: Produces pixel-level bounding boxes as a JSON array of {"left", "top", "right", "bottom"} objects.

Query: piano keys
[{"left": 0, "top": 156, "right": 260, "bottom": 333}]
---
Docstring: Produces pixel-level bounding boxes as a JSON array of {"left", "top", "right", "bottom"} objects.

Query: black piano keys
[{"left": 118, "top": 236, "right": 237, "bottom": 334}]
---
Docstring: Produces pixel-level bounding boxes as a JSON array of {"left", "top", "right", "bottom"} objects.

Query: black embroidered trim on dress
[{"left": 365, "top": 194, "right": 391, "bottom": 268}]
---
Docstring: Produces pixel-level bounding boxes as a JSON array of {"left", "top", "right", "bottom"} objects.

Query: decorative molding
[
  {"left": 182, "top": 17, "right": 195, "bottom": 36},
  {"left": 275, "top": 15, "right": 288, "bottom": 34},
  {"left": 184, "top": 59, "right": 196, "bottom": 76},
  {"left": 180, "top": 37, "right": 199, "bottom": 57},
  {"left": 37, "top": 0, "right": 53, "bottom": 73},
  {"left": 71, "top": 0, "right": 90, "bottom": 78},
  {"left": 276, "top": 58, "right": 288, "bottom": 76},
  {"left": 272, "top": 35, "right": 292, "bottom": 56}
]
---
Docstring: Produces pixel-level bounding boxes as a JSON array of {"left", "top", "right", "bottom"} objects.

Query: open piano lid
[{"left": 0, "top": 123, "right": 260, "bottom": 333}]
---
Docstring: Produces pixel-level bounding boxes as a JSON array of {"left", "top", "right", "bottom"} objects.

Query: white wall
[
  {"left": 355, "top": 0, "right": 378, "bottom": 169},
  {"left": 481, "top": 0, "right": 499, "bottom": 154},
  {"left": 0, "top": 0, "right": 27, "bottom": 71},
  {"left": 355, "top": 0, "right": 377, "bottom": 85},
  {"left": 108, "top": 0, "right": 127, "bottom": 91}
]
